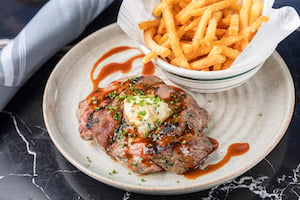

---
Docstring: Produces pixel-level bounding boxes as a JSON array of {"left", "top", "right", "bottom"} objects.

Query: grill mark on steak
[
  {"left": 86, "top": 112, "right": 99, "bottom": 130},
  {"left": 76, "top": 75, "right": 215, "bottom": 174}
]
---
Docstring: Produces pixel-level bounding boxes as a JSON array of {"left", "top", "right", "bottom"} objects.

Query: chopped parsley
[
  {"left": 92, "top": 96, "right": 97, "bottom": 104},
  {"left": 113, "top": 111, "right": 122, "bottom": 121},
  {"left": 86, "top": 156, "right": 92, "bottom": 163},
  {"left": 86, "top": 156, "right": 92, "bottom": 167},
  {"left": 148, "top": 143, "right": 153, "bottom": 148},
  {"left": 140, "top": 99, "right": 145, "bottom": 106},
  {"left": 138, "top": 110, "right": 146, "bottom": 116},
  {"left": 109, "top": 169, "right": 117, "bottom": 175}
]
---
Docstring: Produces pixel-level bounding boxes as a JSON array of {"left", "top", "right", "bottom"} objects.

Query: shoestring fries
[{"left": 139, "top": 0, "right": 269, "bottom": 71}]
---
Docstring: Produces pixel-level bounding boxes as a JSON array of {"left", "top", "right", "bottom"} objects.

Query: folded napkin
[{"left": 0, "top": 0, "right": 114, "bottom": 111}]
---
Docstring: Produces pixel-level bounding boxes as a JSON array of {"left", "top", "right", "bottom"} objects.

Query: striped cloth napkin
[{"left": 0, "top": 0, "right": 114, "bottom": 111}]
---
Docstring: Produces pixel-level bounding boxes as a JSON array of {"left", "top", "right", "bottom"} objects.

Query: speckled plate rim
[{"left": 43, "top": 23, "right": 295, "bottom": 195}]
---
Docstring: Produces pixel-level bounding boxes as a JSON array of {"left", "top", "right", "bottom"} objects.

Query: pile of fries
[{"left": 138, "top": 0, "right": 269, "bottom": 71}]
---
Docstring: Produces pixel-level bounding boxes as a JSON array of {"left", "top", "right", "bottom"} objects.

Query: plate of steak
[{"left": 43, "top": 23, "right": 294, "bottom": 194}]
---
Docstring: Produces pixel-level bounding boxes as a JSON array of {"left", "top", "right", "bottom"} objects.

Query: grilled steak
[{"left": 77, "top": 75, "right": 215, "bottom": 174}]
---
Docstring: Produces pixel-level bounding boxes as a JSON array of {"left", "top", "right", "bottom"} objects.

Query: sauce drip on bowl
[
  {"left": 142, "top": 62, "right": 155, "bottom": 75},
  {"left": 90, "top": 46, "right": 155, "bottom": 90},
  {"left": 184, "top": 142, "right": 250, "bottom": 179}
]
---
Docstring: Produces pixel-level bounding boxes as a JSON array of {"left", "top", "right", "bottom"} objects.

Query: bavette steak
[{"left": 77, "top": 75, "right": 215, "bottom": 174}]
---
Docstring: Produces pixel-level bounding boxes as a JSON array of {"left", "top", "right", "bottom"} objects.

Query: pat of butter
[{"left": 124, "top": 95, "right": 172, "bottom": 136}]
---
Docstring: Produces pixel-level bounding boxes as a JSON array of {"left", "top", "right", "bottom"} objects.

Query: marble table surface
[{"left": 0, "top": 0, "right": 299, "bottom": 199}]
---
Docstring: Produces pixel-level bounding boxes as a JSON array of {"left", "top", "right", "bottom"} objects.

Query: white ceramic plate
[{"left": 43, "top": 23, "right": 294, "bottom": 195}]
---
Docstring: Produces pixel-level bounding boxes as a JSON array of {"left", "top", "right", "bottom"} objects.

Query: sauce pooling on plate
[
  {"left": 90, "top": 46, "right": 155, "bottom": 90},
  {"left": 184, "top": 142, "right": 250, "bottom": 179}
]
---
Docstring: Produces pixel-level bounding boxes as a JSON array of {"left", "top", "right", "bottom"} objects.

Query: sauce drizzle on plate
[
  {"left": 90, "top": 46, "right": 155, "bottom": 90},
  {"left": 184, "top": 142, "right": 250, "bottom": 179}
]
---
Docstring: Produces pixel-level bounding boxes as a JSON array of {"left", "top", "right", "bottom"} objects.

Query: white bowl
[
  {"left": 140, "top": 45, "right": 265, "bottom": 93},
  {"left": 156, "top": 62, "right": 264, "bottom": 93}
]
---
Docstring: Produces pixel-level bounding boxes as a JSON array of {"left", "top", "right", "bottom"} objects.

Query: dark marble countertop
[{"left": 0, "top": 0, "right": 299, "bottom": 199}]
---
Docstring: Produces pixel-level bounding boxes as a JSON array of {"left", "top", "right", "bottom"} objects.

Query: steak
[{"left": 77, "top": 75, "right": 215, "bottom": 174}]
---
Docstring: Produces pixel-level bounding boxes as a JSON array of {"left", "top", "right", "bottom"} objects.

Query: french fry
[
  {"left": 208, "top": 46, "right": 223, "bottom": 70},
  {"left": 157, "top": 19, "right": 166, "bottom": 35},
  {"left": 218, "top": 17, "right": 231, "bottom": 28},
  {"left": 222, "top": 58, "right": 234, "bottom": 69},
  {"left": 179, "top": 1, "right": 189, "bottom": 8},
  {"left": 178, "top": 0, "right": 236, "bottom": 24},
  {"left": 230, "top": 1, "right": 241, "bottom": 11},
  {"left": 190, "top": 55, "right": 226, "bottom": 70},
  {"left": 176, "top": 0, "right": 208, "bottom": 21},
  {"left": 240, "top": 0, "right": 252, "bottom": 30},
  {"left": 220, "top": 15, "right": 268, "bottom": 47},
  {"left": 173, "top": 4, "right": 183, "bottom": 14},
  {"left": 224, "top": 8, "right": 234, "bottom": 17},
  {"left": 249, "top": 0, "right": 264, "bottom": 24},
  {"left": 242, "top": 15, "right": 269, "bottom": 36},
  {"left": 239, "top": 0, "right": 252, "bottom": 49},
  {"left": 217, "top": 34, "right": 244, "bottom": 46},
  {"left": 153, "top": 34, "right": 162, "bottom": 43},
  {"left": 220, "top": 45, "right": 240, "bottom": 59},
  {"left": 142, "top": 51, "right": 158, "bottom": 64},
  {"left": 227, "top": 14, "right": 239, "bottom": 36},
  {"left": 233, "top": 41, "right": 243, "bottom": 51},
  {"left": 184, "top": 42, "right": 213, "bottom": 61},
  {"left": 168, "top": 0, "right": 182, "bottom": 5},
  {"left": 152, "top": 3, "right": 162, "bottom": 17},
  {"left": 161, "top": 0, "right": 190, "bottom": 69},
  {"left": 209, "top": 46, "right": 222, "bottom": 56},
  {"left": 183, "top": 17, "right": 201, "bottom": 32},
  {"left": 158, "top": 34, "right": 169, "bottom": 45},
  {"left": 183, "top": 11, "right": 220, "bottom": 34},
  {"left": 216, "top": 28, "right": 227, "bottom": 38},
  {"left": 192, "top": 8, "right": 213, "bottom": 45},
  {"left": 213, "top": 11, "right": 224, "bottom": 22},
  {"left": 213, "top": 63, "right": 222, "bottom": 70},
  {"left": 182, "top": 30, "right": 196, "bottom": 40},
  {"left": 205, "top": 17, "right": 218, "bottom": 42},
  {"left": 240, "top": 39, "right": 249, "bottom": 50},
  {"left": 176, "top": 0, "right": 222, "bottom": 23},
  {"left": 138, "top": 20, "right": 160, "bottom": 30},
  {"left": 144, "top": 28, "right": 171, "bottom": 58}
]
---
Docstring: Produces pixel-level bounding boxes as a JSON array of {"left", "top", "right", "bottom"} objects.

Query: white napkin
[
  {"left": 0, "top": 0, "right": 114, "bottom": 111},
  {"left": 117, "top": 0, "right": 300, "bottom": 72}
]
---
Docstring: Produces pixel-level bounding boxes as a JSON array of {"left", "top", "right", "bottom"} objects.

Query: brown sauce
[
  {"left": 170, "top": 85, "right": 185, "bottom": 93},
  {"left": 142, "top": 62, "right": 155, "bottom": 75},
  {"left": 90, "top": 46, "right": 155, "bottom": 91},
  {"left": 184, "top": 142, "right": 250, "bottom": 180}
]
